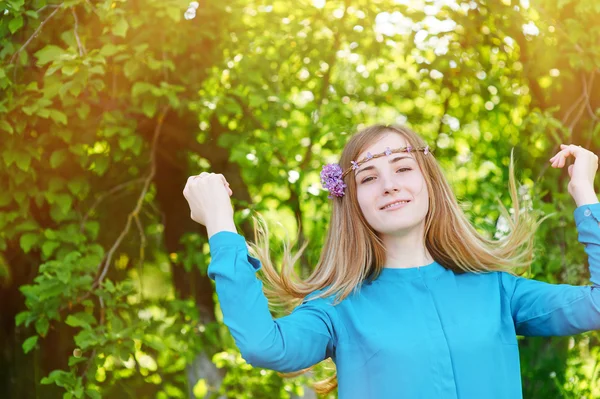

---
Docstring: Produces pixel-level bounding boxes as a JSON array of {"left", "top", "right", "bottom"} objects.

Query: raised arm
[
  {"left": 183, "top": 172, "right": 340, "bottom": 372},
  {"left": 500, "top": 145, "right": 600, "bottom": 336},
  {"left": 501, "top": 203, "right": 600, "bottom": 336},
  {"left": 208, "top": 231, "right": 339, "bottom": 372}
]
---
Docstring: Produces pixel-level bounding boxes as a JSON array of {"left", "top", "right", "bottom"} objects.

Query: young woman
[{"left": 182, "top": 125, "right": 600, "bottom": 398}]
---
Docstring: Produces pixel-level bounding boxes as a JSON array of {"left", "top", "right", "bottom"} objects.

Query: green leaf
[
  {"left": 65, "top": 314, "right": 91, "bottom": 329},
  {"left": 22, "top": 104, "right": 38, "bottom": 115},
  {"left": 50, "top": 110, "right": 68, "bottom": 125},
  {"left": 99, "top": 43, "right": 121, "bottom": 57},
  {"left": 61, "top": 65, "right": 79, "bottom": 76},
  {"left": 42, "top": 241, "right": 60, "bottom": 258},
  {"left": 68, "top": 355, "right": 87, "bottom": 367},
  {"left": 91, "top": 156, "right": 109, "bottom": 176},
  {"left": 37, "top": 108, "right": 50, "bottom": 118},
  {"left": 85, "top": 389, "right": 101, "bottom": 399},
  {"left": 9, "top": 16, "right": 23, "bottom": 34},
  {"left": 103, "top": 279, "right": 115, "bottom": 293},
  {"left": 56, "top": 267, "right": 71, "bottom": 283},
  {"left": 55, "top": 193, "right": 73, "bottom": 214},
  {"left": 118, "top": 135, "right": 137, "bottom": 151},
  {"left": 67, "top": 179, "right": 84, "bottom": 195},
  {"left": 25, "top": 10, "right": 39, "bottom": 19},
  {"left": 22, "top": 336, "right": 38, "bottom": 354},
  {"left": 15, "top": 311, "right": 30, "bottom": 327},
  {"left": 0, "top": 120, "right": 14, "bottom": 134},
  {"left": 131, "top": 136, "right": 143, "bottom": 156},
  {"left": 88, "top": 65, "right": 105, "bottom": 75},
  {"left": 39, "top": 280, "right": 65, "bottom": 300},
  {"left": 35, "top": 317, "right": 50, "bottom": 336},
  {"left": 41, "top": 370, "right": 73, "bottom": 386},
  {"left": 112, "top": 18, "right": 129, "bottom": 37},
  {"left": 131, "top": 82, "right": 153, "bottom": 98},
  {"left": 123, "top": 60, "right": 138, "bottom": 78},
  {"left": 74, "top": 330, "right": 98, "bottom": 349},
  {"left": 142, "top": 98, "right": 157, "bottom": 118},
  {"left": 84, "top": 221, "right": 100, "bottom": 240},
  {"left": 8, "top": 0, "right": 25, "bottom": 10},
  {"left": 15, "top": 220, "right": 38, "bottom": 232},
  {"left": 34, "top": 45, "right": 66, "bottom": 66},
  {"left": 15, "top": 151, "right": 31, "bottom": 171},
  {"left": 25, "top": 81, "right": 38, "bottom": 91},
  {"left": 44, "top": 229, "right": 58, "bottom": 240},
  {"left": 76, "top": 103, "right": 90, "bottom": 120},
  {"left": 2, "top": 151, "right": 16, "bottom": 167},
  {"left": 0, "top": 191, "right": 10, "bottom": 207},
  {"left": 19, "top": 233, "right": 39, "bottom": 253},
  {"left": 50, "top": 150, "right": 67, "bottom": 168}
]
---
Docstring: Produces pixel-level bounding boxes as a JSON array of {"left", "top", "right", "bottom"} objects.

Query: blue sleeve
[
  {"left": 207, "top": 231, "right": 340, "bottom": 372},
  {"left": 500, "top": 203, "right": 600, "bottom": 336}
]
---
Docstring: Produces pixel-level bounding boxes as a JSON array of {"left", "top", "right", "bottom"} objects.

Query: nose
[
  {"left": 384, "top": 185, "right": 400, "bottom": 195},
  {"left": 381, "top": 172, "right": 400, "bottom": 195}
]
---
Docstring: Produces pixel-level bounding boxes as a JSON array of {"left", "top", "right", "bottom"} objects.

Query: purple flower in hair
[
  {"left": 406, "top": 145, "right": 413, "bottom": 153},
  {"left": 424, "top": 145, "right": 430, "bottom": 155},
  {"left": 366, "top": 152, "right": 373, "bottom": 160},
  {"left": 384, "top": 147, "right": 392, "bottom": 156},
  {"left": 351, "top": 160, "right": 359, "bottom": 170},
  {"left": 320, "top": 163, "right": 347, "bottom": 198}
]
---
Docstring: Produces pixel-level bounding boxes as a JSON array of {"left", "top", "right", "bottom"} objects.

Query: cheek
[
  {"left": 408, "top": 174, "right": 426, "bottom": 194},
  {"left": 356, "top": 187, "right": 375, "bottom": 215},
  {"left": 355, "top": 188, "right": 367, "bottom": 209}
]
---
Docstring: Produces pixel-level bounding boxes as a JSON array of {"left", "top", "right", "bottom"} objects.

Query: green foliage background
[{"left": 1, "top": 0, "right": 599, "bottom": 397}]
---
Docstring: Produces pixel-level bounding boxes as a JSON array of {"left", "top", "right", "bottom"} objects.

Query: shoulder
[
  {"left": 454, "top": 269, "right": 520, "bottom": 298},
  {"left": 301, "top": 285, "right": 348, "bottom": 308}
]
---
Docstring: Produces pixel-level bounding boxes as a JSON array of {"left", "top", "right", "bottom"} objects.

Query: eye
[{"left": 360, "top": 168, "right": 412, "bottom": 184}]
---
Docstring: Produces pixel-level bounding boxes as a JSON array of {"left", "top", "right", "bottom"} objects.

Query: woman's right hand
[{"left": 183, "top": 172, "right": 234, "bottom": 227}]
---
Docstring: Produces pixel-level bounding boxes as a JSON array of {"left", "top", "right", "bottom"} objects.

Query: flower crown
[{"left": 320, "top": 145, "right": 431, "bottom": 198}]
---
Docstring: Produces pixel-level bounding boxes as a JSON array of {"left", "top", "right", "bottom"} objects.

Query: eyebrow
[{"left": 355, "top": 156, "right": 413, "bottom": 177}]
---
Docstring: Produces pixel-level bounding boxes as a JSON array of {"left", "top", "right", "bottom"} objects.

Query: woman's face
[{"left": 354, "top": 132, "right": 430, "bottom": 236}]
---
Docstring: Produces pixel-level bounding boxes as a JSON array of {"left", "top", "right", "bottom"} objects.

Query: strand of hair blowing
[{"left": 246, "top": 124, "right": 543, "bottom": 394}]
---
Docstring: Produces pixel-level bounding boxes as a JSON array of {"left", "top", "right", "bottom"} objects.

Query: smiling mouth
[{"left": 380, "top": 200, "right": 411, "bottom": 210}]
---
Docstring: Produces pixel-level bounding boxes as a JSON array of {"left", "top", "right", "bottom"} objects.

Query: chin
[{"left": 376, "top": 220, "right": 424, "bottom": 235}]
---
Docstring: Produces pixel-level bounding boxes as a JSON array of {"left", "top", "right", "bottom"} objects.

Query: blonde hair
[{"left": 247, "top": 124, "right": 543, "bottom": 394}]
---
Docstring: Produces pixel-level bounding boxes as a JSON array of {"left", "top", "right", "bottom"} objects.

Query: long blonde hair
[{"left": 247, "top": 124, "right": 542, "bottom": 394}]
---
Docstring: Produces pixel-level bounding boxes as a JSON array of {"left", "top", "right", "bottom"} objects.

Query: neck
[{"left": 381, "top": 224, "right": 433, "bottom": 269}]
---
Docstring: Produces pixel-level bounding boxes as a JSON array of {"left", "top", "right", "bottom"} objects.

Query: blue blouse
[{"left": 207, "top": 203, "right": 600, "bottom": 398}]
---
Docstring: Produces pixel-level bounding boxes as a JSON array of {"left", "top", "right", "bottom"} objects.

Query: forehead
[{"left": 357, "top": 132, "right": 410, "bottom": 159}]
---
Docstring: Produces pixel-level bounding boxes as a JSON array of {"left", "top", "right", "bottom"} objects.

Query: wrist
[
  {"left": 573, "top": 186, "right": 599, "bottom": 207},
  {"left": 206, "top": 216, "right": 237, "bottom": 239}
]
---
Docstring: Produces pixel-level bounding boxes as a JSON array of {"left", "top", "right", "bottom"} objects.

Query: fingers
[
  {"left": 184, "top": 172, "right": 233, "bottom": 195},
  {"left": 549, "top": 144, "right": 582, "bottom": 168},
  {"left": 216, "top": 174, "right": 233, "bottom": 196}
]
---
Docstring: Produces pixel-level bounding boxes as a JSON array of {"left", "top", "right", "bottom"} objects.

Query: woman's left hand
[{"left": 550, "top": 144, "right": 599, "bottom": 206}]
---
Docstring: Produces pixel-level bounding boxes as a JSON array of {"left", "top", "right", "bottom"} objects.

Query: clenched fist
[{"left": 183, "top": 172, "right": 235, "bottom": 232}]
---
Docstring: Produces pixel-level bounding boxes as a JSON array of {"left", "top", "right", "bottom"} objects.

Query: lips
[{"left": 380, "top": 199, "right": 411, "bottom": 210}]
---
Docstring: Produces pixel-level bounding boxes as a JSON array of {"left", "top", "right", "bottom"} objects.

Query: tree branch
[
  {"left": 71, "top": 8, "right": 86, "bottom": 56},
  {"left": 96, "top": 106, "right": 170, "bottom": 285},
  {"left": 79, "top": 177, "right": 146, "bottom": 233},
  {"left": 9, "top": 4, "right": 63, "bottom": 64},
  {"left": 134, "top": 214, "right": 146, "bottom": 302},
  {"left": 582, "top": 71, "right": 598, "bottom": 122}
]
